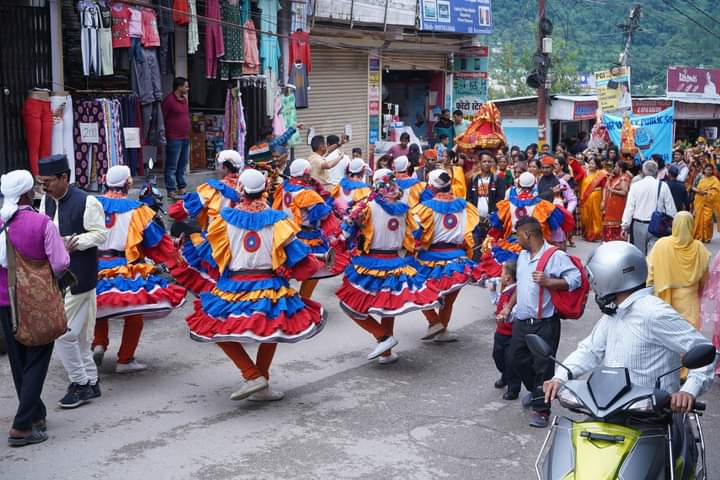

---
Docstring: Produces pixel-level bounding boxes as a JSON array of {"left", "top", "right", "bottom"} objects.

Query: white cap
[
  {"left": 290, "top": 159, "right": 311, "bottom": 178},
  {"left": 373, "top": 168, "right": 393, "bottom": 183},
  {"left": 428, "top": 169, "right": 451, "bottom": 189},
  {"left": 239, "top": 169, "right": 266, "bottom": 194},
  {"left": 217, "top": 150, "right": 244, "bottom": 170},
  {"left": 393, "top": 155, "right": 409, "bottom": 172},
  {"left": 106, "top": 165, "right": 131, "bottom": 187},
  {"left": 348, "top": 158, "right": 366, "bottom": 175},
  {"left": 519, "top": 172, "right": 536, "bottom": 188}
]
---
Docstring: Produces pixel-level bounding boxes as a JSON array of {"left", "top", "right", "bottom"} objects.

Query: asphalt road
[{"left": 1, "top": 239, "right": 719, "bottom": 479}]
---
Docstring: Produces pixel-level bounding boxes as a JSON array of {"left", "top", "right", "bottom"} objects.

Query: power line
[
  {"left": 676, "top": 0, "right": 720, "bottom": 27},
  {"left": 660, "top": 0, "right": 720, "bottom": 41}
]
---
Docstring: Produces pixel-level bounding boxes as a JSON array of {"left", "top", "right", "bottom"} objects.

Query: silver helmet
[{"left": 586, "top": 242, "right": 647, "bottom": 313}]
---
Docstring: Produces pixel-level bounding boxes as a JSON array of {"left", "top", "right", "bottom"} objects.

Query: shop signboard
[
  {"left": 603, "top": 107, "right": 675, "bottom": 163},
  {"left": 667, "top": 66, "right": 720, "bottom": 98},
  {"left": 453, "top": 46, "right": 489, "bottom": 118},
  {"left": 314, "top": 0, "right": 416, "bottom": 26},
  {"left": 421, "top": 0, "right": 492, "bottom": 35},
  {"left": 368, "top": 54, "right": 381, "bottom": 145},
  {"left": 595, "top": 66, "right": 632, "bottom": 113},
  {"left": 572, "top": 100, "right": 597, "bottom": 120},
  {"left": 632, "top": 99, "right": 673, "bottom": 116}
]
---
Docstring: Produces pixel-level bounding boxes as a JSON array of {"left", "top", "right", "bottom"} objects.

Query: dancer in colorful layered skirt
[
  {"left": 409, "top": 169, "right": 479, "bottom": 342},
  {"left": 93, "top": 166, "right": 187, "bottom": 373},
  {"left": 476, "top": 172, "right": 572, "bottom": 280},
  {"left": 329, "top": 158, "right": 371, "bottom": 214},
  {"left": 168, "top": 150, "right": 244, "bottom": 294},
  {"left": 186, "top": 169, "right": 326, "bottom": 401},
  {"left": 337, "top": 169, "right": 440, "bottom": 364},
  {"left": 273, "top": 159, "right": 348, "bottom": 299},
  {"left": 393, "top": 156, "right": 426, "bottom": 208}
]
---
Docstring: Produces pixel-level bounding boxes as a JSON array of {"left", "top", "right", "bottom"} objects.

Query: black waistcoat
[{"left": 44, "top": 186, "right": 98, "bottom": 294}]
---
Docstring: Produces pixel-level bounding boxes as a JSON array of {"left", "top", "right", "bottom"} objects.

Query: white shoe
[
  {"left": 230, "top": 377, "right": 269, "bottom": 401},
  {"left": 421, "top": 323, "right": 445, "bottom": 340},
  {"left": 115, "top": 359, "right": 147, "bottom": 374},
  {"left": 378, "top": 353, "right": 399, "bottom": 365},
  {"left": 433, "top": 330, "right": 458, "bottom": 343},
  {"left": 93, "top": 345, "right": 106, "bottom": 367},
  {"left": 247, "top": 386, "right": 285, "bottom": 402},
  {"left": 367, "top": 336, "right": 399, "bottom": 360}
]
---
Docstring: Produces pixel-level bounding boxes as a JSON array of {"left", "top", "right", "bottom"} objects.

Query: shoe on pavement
[
  {"left": 522, "top": 392, "right": 534, "bottom": 409},
  {"left": 93, "top": 345, "right": 106, "bottom": 367},
  {"left": 529, "top": 411, "right": 550, "bottom": 428},
  {"left": 494, "top": 378, "right": 507, "bottom": 389},
  {"left": 59, "top": 382, "right": 94, "bottom": 409},
  {"left": 378, "top": 353, "right": 399, "bottom": 365},
  {"left": 8, "top": 427, "right": 48, "bottom": 447},
  {"left": 421, "top": 323, "right": 445, "bottom": 340},
  {"left": 230, "top": 377, "right": 269, "bottom": 401},
  {"left": 433, "top": 330, "right": 458, "bottom": 343},
  {"left": 503, "top": 390, "right": 519, "bottom": 401},
  {"left": 89, "top": 380, "right": 102, "bottom": 399},
  {"left": 115, "top": 359, "right": 147, "bottom": 374},
  {"left": 247, "top": 387, "right": 285, "bottom": 402},
  {"left": 367, "top": 336, "right": 399, "bottom": 360}
]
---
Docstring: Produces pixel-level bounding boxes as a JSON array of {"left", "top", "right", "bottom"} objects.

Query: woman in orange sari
[
  {"left": 692, "top": 164, "right": 720, "bottom": 242},
  {"left": 601, "top": 160, "right": 632, "bottom": 241},
  {"left": 579, "top": 157, "right": 607, "bottom": 241}
]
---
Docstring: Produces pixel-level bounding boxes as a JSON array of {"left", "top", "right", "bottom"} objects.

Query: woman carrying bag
[{"left": 0, "top": 170, "right": 70, "bottom": 447}]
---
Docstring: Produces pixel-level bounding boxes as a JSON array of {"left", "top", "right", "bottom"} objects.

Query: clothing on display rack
[
  {"left": 156, "top": 0, "right": 174, "bottom": 33},
  {"left": 290, "top": 1, "right": 308, "bottom": 32},
  {"left": 272, "top": 93, "right": 285, "bottom": 137},
  {"left": 22, "top": 90, "right": 53, "bottom": 176},
  {"left": 289, "top": 30, "right": 311, "bottom": 72},
  {"left": 79, "top": 0, "right": 102, "bottom": 76},
  {"left": 281, "top": 90, "right": 300, "bottom": 146},
  {"left": 237, "top": 77, "right": 267, "bottom": 149},
  {"left": 173, "top": 0, "right": 190, "bottom": 24},
  {"left": 242, "top": 19, "right": 260, "bottom": 75},
  {"left": 224, "top": 86, "right": 248, "bottom": 154},
  {"left": 51, "top": 93, "right": 76, "bottom": 184},
  {"left": 290, "top": 61, "right": 309, "bottom": 109},
  {"left": 187, "top": 0, "right": 199, "bottom": 54},
  {"left": 204, "top": 0, "right": 224, "bottom": 77},
  {"left": 266, "top": 68, "right": 278, "bottom": 115},
  {"left": 73, "top": 98, "right": 109, "bottom": 190},
  {"left": 219, "top": 0, "right": 244, "bottom": 80},
  {"left": 156, "top": 0, "right": 175, "bottom": 75},
  {"left": 141, "top": 7, "right": 161, "bottom": 47},
  {"left": 130, "top": 44, "right": 165, "bottom": 148},
  {"left": 258, "top": 0, "right": 280, "bottom": 75},
  {"left": 110, "top": 2, "right": 132, "bottom": 48},
  {"left": 98, "top": 1, "right": 114, "bottom": 75},
  {"left": 128, "top": 5, "right": 143, "bottom": 38}
]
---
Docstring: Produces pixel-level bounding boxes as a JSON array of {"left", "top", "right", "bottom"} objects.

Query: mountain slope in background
[{"left": 489, "top": 0, "right": 720, "bottom": 96}]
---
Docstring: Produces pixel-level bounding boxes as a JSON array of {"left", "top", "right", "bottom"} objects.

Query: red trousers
[
  {"left": 353, "top": 316, "right": 395, "bottom": 356},
  {"left": 92, "top": 315, "right": 144, "bottom": 364},
  {"left": 423, "top": 290, "right": 460, "bottom": 328},
  {"left": 217, "top": 342, "right": 277, "bottom": 380},
  {"left": 21, "top": 97, "right": 53, "bottom": 175}
]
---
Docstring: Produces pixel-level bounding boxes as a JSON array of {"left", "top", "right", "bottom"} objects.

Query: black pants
[
  {"left": 492, "top": 332, "right": 521, "bottom": 393},
  {"left": 0, "top": 306, "right": 54, "bottom": 431},
  {"left": 509, "top": 315, "right": 561, "bottom": 412}
]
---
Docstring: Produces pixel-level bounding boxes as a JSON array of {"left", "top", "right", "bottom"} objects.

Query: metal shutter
[
  {"left": 295, "top": 47, "right": 368, "bottom": 159},
  {"left": 381, "top": 51, "right": 449, "bottom": 71}
]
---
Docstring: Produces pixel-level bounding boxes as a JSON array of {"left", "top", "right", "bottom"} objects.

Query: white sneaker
[
  {"left": 421, "top": 323, "right": 445, "bottom": 340},
  {"left": 367, "top": 336, "right": 399, "bottom": 360},
  {"left": 230, "top": 377, "right": 269, "bottom": 401},
  {"left": 247, "top": 386, "right": 285, "bottom": 402},
  {"left": 93, "top": 345, "right": 106, "bottom": 367},
  {"left": 378, "top": 353, "right": 399, "bottom": 365},
  {"left": 115, "top": 359, "right": 147, "bottom": 374},
  {"left": 433, "top": 330, "right": 458, "bottom": 343}
]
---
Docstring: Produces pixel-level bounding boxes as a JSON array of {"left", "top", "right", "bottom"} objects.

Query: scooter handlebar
[{"left": 694, "top": 401, "right": 706, "bottom": 411}]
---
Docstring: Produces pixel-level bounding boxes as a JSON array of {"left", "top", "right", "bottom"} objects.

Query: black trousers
[
  {"left": 0, "top": 306, "right": 54, "bottom": 431},
  {"left": 509, "top": 315, "right": 561, "bottom": 412},
  {"left": 492, "top": 332, "right": 521, "bottom": 392}
]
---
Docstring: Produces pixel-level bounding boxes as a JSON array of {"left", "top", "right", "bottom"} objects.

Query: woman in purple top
[{"left": 0, "top": 170, "right": 70, "bottom": 447}]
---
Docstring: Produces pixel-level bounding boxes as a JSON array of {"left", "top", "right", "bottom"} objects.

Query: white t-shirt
[{"left": 327, "top": 150, "right": 350, "bottom": 185}]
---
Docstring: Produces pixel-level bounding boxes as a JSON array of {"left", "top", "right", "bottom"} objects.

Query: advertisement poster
[
  {"left": 421, "top": 0, "right": 492, "bottom": 35},
  {"left": 603, "top": 107, "right": 674, "bottom": 163},
  {"left": 368, "top": 55, "right": 381, "bottom": 145},
  {"left": 667, "top": 66, "right": 720, "bottom": 98},
  {"left": 453, "top": 46, "right": 489, "bottom": 118},
  {"left": 595, "top": 66, "right": 632, "bottom": 113}
]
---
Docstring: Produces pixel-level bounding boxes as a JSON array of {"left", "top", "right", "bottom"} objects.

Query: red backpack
[{"left": 536, "top": 247, "right": 589, "bottom": 320}]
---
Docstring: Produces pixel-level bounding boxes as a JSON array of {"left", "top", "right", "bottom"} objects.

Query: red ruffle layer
[
  {"left": 336, "top": 279, "right": 439, "bottom": 315},
  {"left": 170, "top": 262, "right": 216, "bottom": 296},
  {"left": 426, "top": 269, "right": 471, "bottom": 296},
  {"left": 97, "top": 283, "right": 187, "bottom": 309},
  {"left": 186, "top": 298, "right": 324, "bottom": 340},
  {"left": 472, "top": 251, "right": 503, "bottom": 283}
]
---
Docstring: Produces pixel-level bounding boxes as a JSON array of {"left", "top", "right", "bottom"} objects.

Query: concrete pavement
[{"left": 1, "top": 239, "right": 719, "bottom": 479}]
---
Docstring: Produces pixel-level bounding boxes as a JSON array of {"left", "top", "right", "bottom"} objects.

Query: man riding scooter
[{"left": 543, "top": 241, "right": 716, "bottom": 411}]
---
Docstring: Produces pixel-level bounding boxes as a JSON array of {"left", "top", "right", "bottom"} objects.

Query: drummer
[{"left": 272, "top": 159, "right": 348, "bottom": 299}]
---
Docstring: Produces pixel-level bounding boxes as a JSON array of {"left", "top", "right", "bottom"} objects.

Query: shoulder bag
[{"left": 648, "top": 181, "right": 673, "bottom": 238}]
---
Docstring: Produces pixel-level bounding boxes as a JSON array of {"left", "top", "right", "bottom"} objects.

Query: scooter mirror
[
  {"left": 527, "top": 334, "right": 552, "bottom": 359},
  {"left": 682, "top": 344, "right": 717, "bottom": 370}
]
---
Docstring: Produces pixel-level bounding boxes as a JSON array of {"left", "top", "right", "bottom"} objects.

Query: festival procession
[{"left": 2, "top": 0, "right": 720, "bottom": 478}]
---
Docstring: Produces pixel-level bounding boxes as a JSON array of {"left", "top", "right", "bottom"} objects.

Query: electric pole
[
  {"left": 618, "top": 4, "right": 642, "bottom": 66},
  {"left": 537, "top": 0, "right": 547, "bottom": 146}
]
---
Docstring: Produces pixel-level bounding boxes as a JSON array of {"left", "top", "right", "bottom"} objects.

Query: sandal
[{"left": 8, "top": 428, "right": 48, "bottom": 447}]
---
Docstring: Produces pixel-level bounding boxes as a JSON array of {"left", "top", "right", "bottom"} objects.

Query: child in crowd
[
  {"left": 436, "top": 134, "right": 449, "bottom": 160},
  {"left": 487, "top": 261, "right": 521, "bottom": 400}
]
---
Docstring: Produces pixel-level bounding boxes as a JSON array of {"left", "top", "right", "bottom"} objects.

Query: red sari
[{"left": 602, "top": 172, "right": 632, "bottom": 241}]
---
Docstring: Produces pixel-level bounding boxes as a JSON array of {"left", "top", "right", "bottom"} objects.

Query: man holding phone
[{"left": 308, "top": 134, "right": 348, "bottom": 188}]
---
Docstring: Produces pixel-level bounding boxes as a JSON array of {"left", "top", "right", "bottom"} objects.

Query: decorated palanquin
[{"left": 455, "top": 102, "right": 507, "bottom": 150}]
